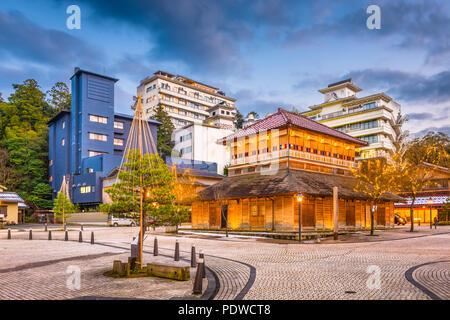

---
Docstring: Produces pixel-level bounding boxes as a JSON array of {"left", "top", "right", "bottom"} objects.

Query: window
[
  {"left": 114, "top": 138, "right": 124, "bottom": 146},
  {"left": 87, "top": 168, "right": 94, "bottom": 173},
  {"left": 114, "top": 121, "right": 124, "bottom": 129},
  {"left": 49, "top": 160, "right": 53, "bottom": 166},
  {"left": 49, "top": 176, "right": 52, "bottom": 182},
  {"left": 146, "top": 86, "right": 152, "bottom": 93},
  {"left": 80, "top": 186, "right": 91, "bottom": 194},
  {"left": 61, "top": 138, "right": 65, "bottom": 146},
  {"left": 89, "top": 114, "right": 108, "bottom": 124},
  {"left": 89, "top": 150, "right": 107, "bottom": 157},
  {"left": 359, "top": 134, "right": 378, "bottom": 143},
  {"left": 363, "top": 102, "right": 377, "bottom": 110},
  {"left": 62, "top": 121, "right": 65, "bottom": 129},
  {"left": 89, "top": 132, "right": 108, "bottom": 141}
]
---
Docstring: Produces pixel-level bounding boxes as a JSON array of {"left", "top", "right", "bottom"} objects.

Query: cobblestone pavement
[{"left": 0, "top": 226, "right": 449, "bottom": 300}]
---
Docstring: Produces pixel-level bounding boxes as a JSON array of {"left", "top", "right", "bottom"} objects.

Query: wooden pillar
[{"left": 333, "top": 187, "right": 338, "bottom": 240}]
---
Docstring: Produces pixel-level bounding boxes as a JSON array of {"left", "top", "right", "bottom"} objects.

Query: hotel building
[
  {"left": 191, "top": 108, "right": 402, "bottom": 232},
  {"left": 137, "top": 70, "right": 237, "bottom": 130},
  {"left": 302, "top": 79, "right": 402, "bottom": 160}
]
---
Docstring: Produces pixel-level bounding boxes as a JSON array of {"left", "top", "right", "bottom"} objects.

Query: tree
[
  {"left": 27, "top": 183, "right": 53, "bottom": 210},
  {"left": 101, "top": 150, "right": 188, "bottom": 231},
  {"left": 150, "top": 105, "right": 175, "bottom": 158},
  {"left": 0, "top": 147, "right": 14, "bottom": 188},
  {"left": 392, "top": 112, "right": 409, "bottom": 154},
  {"left": 170, "top": 165, "right": 197, "bottom": 232},
  {"left": 0, "top": 79, "right": 54, "bottom": 209},
  {"left": 352, "top": 158, "right": 397, "bottom": 235},
  {"left": 235, "top": 110, "right": 244, "bottom": 129},
  {"left": 393, "top": 133, "right": 449, "bottom": 231},
  {"left": 247, "top": 111, "right": 259, "bottom": 119},
  {"left": 46, "top": 82, "right": 71, "bottom": 112},
  {"left": 53, "top": 191, "right": 78, "bottom": 229}
]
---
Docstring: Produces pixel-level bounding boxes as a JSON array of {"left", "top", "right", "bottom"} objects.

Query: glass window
[
  {"left": 61, "top": 138, "right": 65, "bottom": 146},
  {"left": 363, "top": 102, "right": 377, "bottom": 110},
  {"left": 62, "top": 121, "right": 65, "bottom": 129},
  {"left": 80, "top": 186, "right": 91, "bottom": 194},
  {"left": 89, "top": 132, "right": 108, "bottom": 141},
  {"left": 88, "top": 150, "right": 107, "bottom": 157},
  {"left": 114, "top": 138, "right": 124, "bottom": 146},
  {"left": 89, "top": 114, "right": 108, "bottom": 124},
  {"left": 114, "top": 121, "right": 124, "bottom": 129}
]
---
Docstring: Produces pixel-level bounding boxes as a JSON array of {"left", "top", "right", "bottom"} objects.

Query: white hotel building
[
  {"left": 302, "top": 79, "right": 402, "bottom": 160},
  {"left": 137, "top": 70, "right": 236, "bottom": 130}
]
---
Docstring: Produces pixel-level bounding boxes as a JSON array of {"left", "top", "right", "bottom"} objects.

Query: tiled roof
[
  {"left": 220, "top": 108, "right": 368, "bottom": 146},
  {"left": 0, "top": 192, "right": 25, "bottom": 203},
  {"left": 197, "top": 169, "right": 403, "bottom": 202}
]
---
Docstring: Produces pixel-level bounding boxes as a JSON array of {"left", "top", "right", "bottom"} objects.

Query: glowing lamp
[{"left": 296, "top": 193, "right": 303, "bottom": 202}]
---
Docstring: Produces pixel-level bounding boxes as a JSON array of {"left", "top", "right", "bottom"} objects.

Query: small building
[
  {"left": 0, "top": 185, "right": 27, "bottom": 225},
  {"left": 394, "top": 163, "right": 450, "bottom": 223},
  {"left": 173, "top": 122, "right": 233, "bottom": 175},
  {"left": 191, "top": 108, "right": 402, "bottom": 232}
]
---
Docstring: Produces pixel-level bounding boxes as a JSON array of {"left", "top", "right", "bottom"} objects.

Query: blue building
[{"left": 48, "top": 68, "right": 160, "bottom": 209}]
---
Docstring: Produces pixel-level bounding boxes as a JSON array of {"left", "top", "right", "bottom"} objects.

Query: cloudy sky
[{"left": 0, "top": 0, "right": 449, "bottom": 135}]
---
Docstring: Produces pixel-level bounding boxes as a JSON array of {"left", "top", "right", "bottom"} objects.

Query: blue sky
[{"left": 0, "top": 0, "right": 449, "bottom": 135}]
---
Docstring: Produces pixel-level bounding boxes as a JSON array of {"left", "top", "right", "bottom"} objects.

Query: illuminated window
[
  {"left": 80, "top": 186, "right": 91, "bottom": 194},
  {"left": 62, "top": 121, "right": 65, "bottom": 129},
  {"left": 114, "top": 121, "right": 124, "bottom": 129},
  {"left": 88, "top": 150, "right": 107, "bottom": 157},
  {"left": 89, "top": 114, "right": 108, "bottom": 124},
  {"left": 114, "top": 138, "right": 124, "bottom": 146},
  {"left": 61, "top": 138, "right": 65, "bottom": 146},
  {"left": 89, "top": 132, "right": 108, "bottom": 142},
  {"left": 49, "top": 176, "right": 52, "bottom": 182}
]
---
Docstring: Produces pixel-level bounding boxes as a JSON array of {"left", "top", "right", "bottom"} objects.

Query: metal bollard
[
  {"left": 7, "top": 228, "right": 11, "bottom": 240},
  {"left": 193, "top": 258, "right": 204, "bottom": 294},
  {"left": 48, "top": 230, "right": 52, "bottom": 240},
  {"left": 174, "top": 240, "right": 180, "bottom": 261},
  {"left": 44, "top": 223, "right": 47, "bottom": 232},
  {"left": 153, "top": 237, "right": 158, "bottom": 256},
  {"left": 191, "top": 244, "right": 196, "bottom": 268},
  {"left": 90, "top": 231, "right": 94, "bottom": 244},
  {"left": 79, "top": 231, "right": 83, "bottom": 242},
  {"left": 65, "top": 230, "right": 68, "bottom": 241},
  {"left": 199, "top": 251, "right": 206, "bottom": 279},
  {"left": 29, "top": 230, "right": 32, "bottom": 240}
]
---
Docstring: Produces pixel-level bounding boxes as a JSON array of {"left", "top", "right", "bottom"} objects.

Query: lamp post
[
  {"left": 296, "top": 193, "right": 303, "bottom": 243},
  {"left": 428, "top": 198, "right": 433, "bottom": 230}
]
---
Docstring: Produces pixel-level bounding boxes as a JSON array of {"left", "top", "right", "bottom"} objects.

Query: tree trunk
[{"left": 409, "top": 198, "right": 415, "bottom": 232}]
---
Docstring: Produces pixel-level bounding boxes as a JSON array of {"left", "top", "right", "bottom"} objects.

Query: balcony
[{"left": 230, "top": 149, "right": 358, "bottom": 168}]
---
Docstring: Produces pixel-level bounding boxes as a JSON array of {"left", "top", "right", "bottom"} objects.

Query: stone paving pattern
[{"left": 0, "top": 225, "right": 449, "bottom": 300}]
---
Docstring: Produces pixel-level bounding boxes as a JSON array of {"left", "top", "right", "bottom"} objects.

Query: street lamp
[
  {"left": 428, "top": 198, "right": 433, "bottom": 229},
  {"left": 296, "top": 193, "right": 303, "bottom": 243}
]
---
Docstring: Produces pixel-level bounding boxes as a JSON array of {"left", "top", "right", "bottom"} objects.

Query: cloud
[
  {"left": 408, "top": 112, "right": 434, "bottom": 120},
  {"left": 285, "top": 0, "right": 450, "bottom": 66},
  {"left": 0, "top": 10, "right": 103, "bottom": 68}
]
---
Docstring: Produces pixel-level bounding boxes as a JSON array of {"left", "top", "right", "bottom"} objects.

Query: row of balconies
[
  {"left": 230, "top": 149, "right": 358, "bottom": 168},
  {"left": 159, "top": 86, "right": 234, "bottom": 108}
]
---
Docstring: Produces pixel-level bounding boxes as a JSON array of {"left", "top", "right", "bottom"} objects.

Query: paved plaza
[{"left": 0, "top": 225, "right": 449, "bottom": 300}]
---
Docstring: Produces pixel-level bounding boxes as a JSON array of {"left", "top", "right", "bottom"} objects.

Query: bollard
[
  {"left": 44, "top": 223, "right": 47, "bottom": 232},
  {"left": 7, "top": 228, "right": 11, "bottom": 240},
  {"left": 29, "top": 230, "right": 32, "bottom": 240},
  {"left": 191, "top": 244, "right": 196, "bottom": 268},
  {"left": 48, "top": 230, "right": 52, "bottom": 240},
  {"left": 79, "top": 231, "right": 83, "bottom": 242},
  {"left": 193, "top": 258, "right": 204, "bottom": 294},
  {"left": 65, "top": 230, "right": 68, "bottom": 241},
  {"left": 153, "top": 237, "right": 158, "bottom": 256},
  {"left": 90, "top": 231, "right": 94, "bottom": 244},
  {"left": 174, "top": 240, "right": 180, "bottom": 261},
  {"left": 199, "top": 251, "right": 206, "bottom": 279}
]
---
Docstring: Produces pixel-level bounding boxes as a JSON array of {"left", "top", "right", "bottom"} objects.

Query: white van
[{"left": 108, "top": 216, "right": 137, "bottom": 227}]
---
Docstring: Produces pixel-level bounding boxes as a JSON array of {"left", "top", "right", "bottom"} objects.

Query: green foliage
[
  {"left": 102, "top": 150, "right": 189, "bottom": 228},
  {"left": 53, "top": 192, "right": 78, "bottom": 219},
  {"left": 223, "top": 164, "right": 229, "bottom": 176},
  {"left": 0, "top": 78, "right": 65, "bottom": 210},
  {"left": 247, "top": 111, "right": 259, "bottom": 119},
  {"left": 46, "top": 82, "right": 71, "bottom": 112},
  {"left": 235, "top": 110, "right": 244, "bottom": 129},
  {"left": 150, "top": 105, "right": 175, "bottom": 158}
]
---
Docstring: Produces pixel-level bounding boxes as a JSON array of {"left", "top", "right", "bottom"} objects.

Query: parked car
[
  {"left": 394, "top": 214, "right": 406, "bottom": 225},
  {"left": 108, "top": 216, "right": 137, "bottom": 227}
]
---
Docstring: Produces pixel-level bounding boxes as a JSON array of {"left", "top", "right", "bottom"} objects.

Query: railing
[
  {"left": 230, "top": 149, "right": 357, "bottom": 168},
  {"left": 159, "top": 86, "right": 233, "bottom": 107}
]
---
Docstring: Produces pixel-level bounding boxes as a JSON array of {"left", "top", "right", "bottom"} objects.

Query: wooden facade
[
  {"left": 192, "top": 195, "right": 394, "bottom": 231},
  {"left": 191, "top": 108, "right": 400, "bottom": 232}
]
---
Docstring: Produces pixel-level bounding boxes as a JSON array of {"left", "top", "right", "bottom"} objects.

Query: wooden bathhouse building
[{"left": 191, "top": 108, "right": 402, "bottom": 232}]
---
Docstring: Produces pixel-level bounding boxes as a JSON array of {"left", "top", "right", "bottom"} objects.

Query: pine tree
[
  {"left": 150, "top": 106, "right": 175, "bottom": 158},
  {"left": 46, "top": 82, "right": 71, "bottom": 112},
  {"left": 53, "top": 191, "right": 78, "bottom": 229}
]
